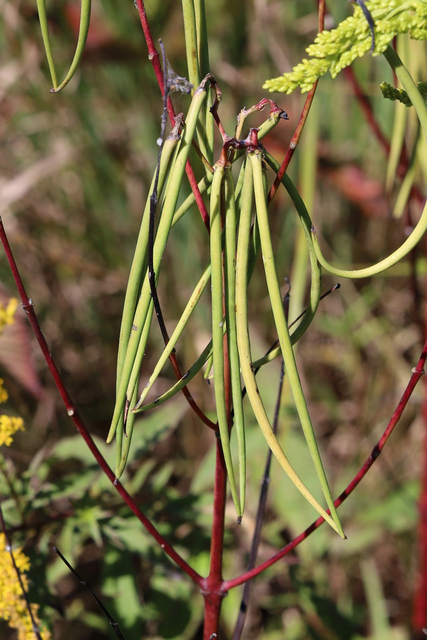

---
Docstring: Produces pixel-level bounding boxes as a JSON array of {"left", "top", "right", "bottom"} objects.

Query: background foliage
[{"left": 0, "top": 0, "right": 426, "bottom": 637}]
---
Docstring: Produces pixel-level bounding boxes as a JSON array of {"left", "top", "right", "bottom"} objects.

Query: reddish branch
[
  {"left": 268, "top": 0, "right": 325, "bottom": 203},
  {"left": 224, "top": 340, "right": 427, "bottom": 590},
  {"left": 413, "top": 388, "right": 427, "bottom": 632},
  {"left": 0, "top": 217, "right": 203, "bottom": 587}
]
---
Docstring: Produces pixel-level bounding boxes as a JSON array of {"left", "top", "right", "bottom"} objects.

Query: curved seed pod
[
  {"left": 249, "top": 150, "right": 345, "bottom": 539},
  {"left": 36, "top": 0, "right": 58, "bottom": 89},
  {"left": 51, "top": 0, "right": 92, "bottom": 92},
  {"left": 224, "top": 168, "right": 246, "bottom": 516},
  {"left": 252, "top": 158, "right": 321, "bottom": 369},
  {"left": 311, "top": 197, "right": 427, "bottom": 279},
  {"left": 133, "top": 263, "right": 212, "bottom": 411},
  {"left": 235, "top": 155, "right": 343, "bottom": 536},
  {"left": 264, "top": 152, "right": 321, "bottom": 344},
  {"left": 108, "top": 77, "right": 212, "bottom": 444},
  {"left": 210, "top": 163, "right": 241, "bottom": 519}
]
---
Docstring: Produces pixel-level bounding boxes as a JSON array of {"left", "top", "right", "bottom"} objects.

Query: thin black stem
[
  {"left": 53, "top": 547, "right": 125, "bottom": 640},
  {"left": 0, "top": 503, "right": 43, "bottom": 640}
]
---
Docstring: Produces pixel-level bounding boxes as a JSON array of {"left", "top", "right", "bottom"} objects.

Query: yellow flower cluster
[
  {"left": 0, "top": 298, "right": 18, "bottom": 334},
  {"left": 264, "top": 0, "right": 427, "bottom": 94},
  {"left": 0, "top": 414, "right": 25, "bottom": 447},
  {"left": 0, "top": 534, "right": 51, "bottom": 640},
  {"left": 0, "top": 301, "right": 25, "bottom": 446},
  {"left": 0, "top": 379, "right": 24, "bottom": 446}
]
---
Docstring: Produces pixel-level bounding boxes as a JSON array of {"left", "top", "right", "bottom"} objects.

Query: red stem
[
  {"left": 0, "top": 218, "right": 203, "bottom": 587},
  {"left": 412, "top": 232, "right": 427, "bottom": 632},
  {"left": 200, "top": 435, "right": 228, "bottom": 639},
  {"left": 134, "top": 0, "right": 210, "bottom": 232},
  {"left": 268, "top": 0, "right": 325, "bottom": 204},
  {"left": 413, "top": 389, "right": 427, "bottom": 631},
  {"left": 224, "top": 340, "right": 427, "bottom": 590}
]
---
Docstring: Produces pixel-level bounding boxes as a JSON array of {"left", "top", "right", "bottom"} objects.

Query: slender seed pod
[
  {"left": 133, "top": 264, "right": 212, "bottom": 411},
  {"left": 37, "top": 0, "right": 92, "bottom": 93},
  {"left": 51, "top": 0, "right": 92, "bottom": 92},
  {"left": 115, "top": 383, "right": 141, "bottom": 479},
  {"left": 108, "top": 76, "right": 212, "bottom": 445},
  {"left": 36, "top": 0, "right": 58, "bottom": 89},
  {"left": 117, "top": 135, "right": 180, "bottom": 392},
  {"left": 236, "top": 155, "right": 343, "bottom": 536},
  {"left": 134, "top": 338, "right": 214, "bottom": 413},
  {"left": 312, "top": 198, "right": 427, "bottom": 279},
  {"left": 252, "top": 157, "right": 321, "bottom": 368},
  {"left": 224, "top": 168, "right": 246, "bottom": 516},
  {"left": 210, "top": 163, "right": 241, "bottom": 519},
  {"left": 249, "top": 150, "right": 345, "bottom": 538}
]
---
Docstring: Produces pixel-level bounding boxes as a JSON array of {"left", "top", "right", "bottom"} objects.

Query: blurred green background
[{"left": 0, "top": 0, "right": 426, "bottom": 638}]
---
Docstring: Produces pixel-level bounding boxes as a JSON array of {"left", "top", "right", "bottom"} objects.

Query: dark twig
[
  {"left": 0, "top": 503, "right": 43, "bottom": 640},
  {"left": 53, "top": 547, "right": 125, "bottom": 639}
]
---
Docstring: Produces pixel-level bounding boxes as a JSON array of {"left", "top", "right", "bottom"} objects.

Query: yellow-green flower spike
[{"left": 264, "top": 1, "right": 427, "bottom": 94}]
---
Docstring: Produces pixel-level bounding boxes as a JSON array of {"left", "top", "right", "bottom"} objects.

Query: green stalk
[
  {"left": 235, "top": 154, "right": 343, "bottom": 536},
  {"left": 224, "top": 168, "right": 246, "bottom": 516},
  {"left": 193, "top": 0, "right": 210, "bottom": 79},
  {"left": 210, "top": 163, "right": 241, "bottom": 519},
  {"left": 182, "top": 0, "right": 201, "bottom": 90},
  {"left": 249, "top": 150, "right": 345, "bottom": 538}
]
